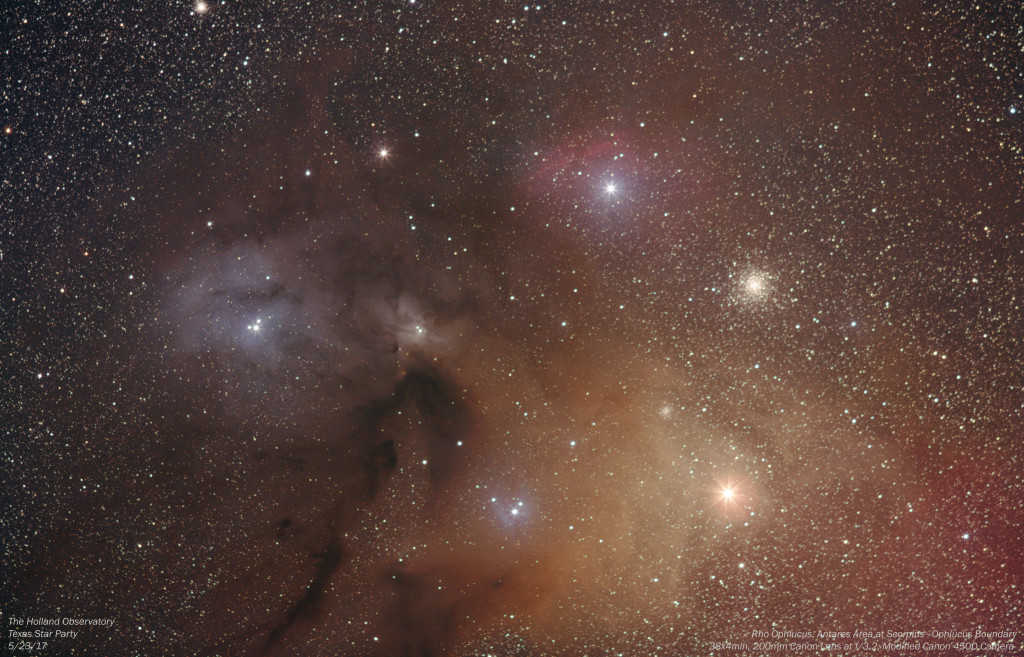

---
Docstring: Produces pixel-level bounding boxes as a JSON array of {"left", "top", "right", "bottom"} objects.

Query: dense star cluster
[{"left": 3, "top": 1, "right": 1023, "bottom": 656}]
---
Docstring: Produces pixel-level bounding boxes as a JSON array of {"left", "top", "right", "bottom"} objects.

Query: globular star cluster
[{"left": 3, "top": 1, "right": 1023, "bottom": 656}]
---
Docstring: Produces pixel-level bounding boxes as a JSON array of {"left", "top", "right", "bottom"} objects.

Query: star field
[{"left": 3, "top": 1, "right": 1023, "bottom": 656}]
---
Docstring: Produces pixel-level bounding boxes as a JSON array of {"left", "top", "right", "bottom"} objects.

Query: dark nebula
[{"left": 3, "top": 1, "right": 1023, "bottom": 655}]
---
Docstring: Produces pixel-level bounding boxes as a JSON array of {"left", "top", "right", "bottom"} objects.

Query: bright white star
[{"left": 604, "top": 181, "right": 618, "bottom": 196}]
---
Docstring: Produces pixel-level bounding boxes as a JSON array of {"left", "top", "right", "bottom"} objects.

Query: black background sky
[{"left": 3, "top": 1, "right": 1023, "bottom": 656}]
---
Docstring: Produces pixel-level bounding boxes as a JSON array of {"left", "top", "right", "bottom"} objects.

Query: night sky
[{"left": 3, "top": 1, "right": 1023, "bottom": 656}]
